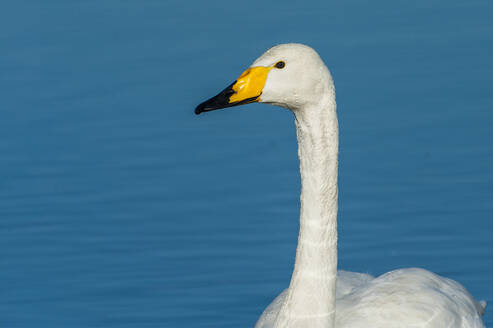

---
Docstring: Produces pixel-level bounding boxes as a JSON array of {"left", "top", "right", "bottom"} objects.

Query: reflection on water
[{"left": 1, "top": 1, "right": 492, "bottom": 327}]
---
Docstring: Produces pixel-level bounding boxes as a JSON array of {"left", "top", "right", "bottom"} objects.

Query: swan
[{"left": 194, "top": 43, "right": 486, "bottom": 328}]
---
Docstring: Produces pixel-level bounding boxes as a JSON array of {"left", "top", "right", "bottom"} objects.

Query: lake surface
[{"left": 1, "top": 1, "right": 492, "bottom": 327}]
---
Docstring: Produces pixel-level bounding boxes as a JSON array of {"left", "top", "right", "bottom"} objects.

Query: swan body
[
  {"left": 195, "top": 43, "right": 486, "bottom": 328},
  {"left": 256, "top": 268, "right": 486, "bottom": 328}
]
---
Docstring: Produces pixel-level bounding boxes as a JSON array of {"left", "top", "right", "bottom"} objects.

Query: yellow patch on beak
[
  {"left": 195, "top": 65, "right": 273, "bottom": 115},
  {"left": 229, "top": 66, "right": 273, "bottom": 103}
]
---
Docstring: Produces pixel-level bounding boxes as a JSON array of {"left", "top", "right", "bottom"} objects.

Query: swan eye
[{"left": 275, "top": 61, "right": 285, "bottom": 69}]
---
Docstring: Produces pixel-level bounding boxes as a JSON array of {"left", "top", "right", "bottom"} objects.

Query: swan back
[{"left": 256, "top": 269, "right": 485, "bottom": 328}]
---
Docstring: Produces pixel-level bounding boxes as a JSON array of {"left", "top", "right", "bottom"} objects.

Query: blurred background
[{"left": 1, "top": 0, "right": 492, "bottom": 327}]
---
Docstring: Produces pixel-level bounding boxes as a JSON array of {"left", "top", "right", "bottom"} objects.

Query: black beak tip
[
  {"left": 195, "top": 98, "right": 217, "bottom": 115},
  {"left": 195, "top": 101, "right": 210, "bottom": 115},
  {"left": 194, "top": 106, "right": 203, "bottom": 115},
  {"left": 195, "top": 81, "right": 237, "bottom": 116}
]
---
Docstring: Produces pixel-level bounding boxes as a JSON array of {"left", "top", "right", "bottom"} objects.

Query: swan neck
[{"left": 275, "top": 91, "right": 338, "bottom": 328}]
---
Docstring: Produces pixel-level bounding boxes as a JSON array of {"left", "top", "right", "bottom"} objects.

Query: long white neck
[{"left": 274, "top": 84, "right": 339, "bottom": 328}]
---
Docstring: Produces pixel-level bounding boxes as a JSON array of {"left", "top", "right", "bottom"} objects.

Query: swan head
[{"left": 195, "top": 43, "right": 333, "bottom": 114}]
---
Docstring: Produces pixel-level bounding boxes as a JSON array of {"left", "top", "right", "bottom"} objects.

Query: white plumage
[
  {"left": 197, "top": 43, "right": 486, "bottom": 328},
  {"left": 256, "top": 269, "right": 486, "bottom": 328}
]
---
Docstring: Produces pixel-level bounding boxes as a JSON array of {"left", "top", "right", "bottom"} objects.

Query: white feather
[{"left": 216, "top": 43, "right": 486, "bottom": 328}]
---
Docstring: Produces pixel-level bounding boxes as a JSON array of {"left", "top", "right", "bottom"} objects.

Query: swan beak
[{"left": 195, "top": 66, "right": 272, "bottom": 115}]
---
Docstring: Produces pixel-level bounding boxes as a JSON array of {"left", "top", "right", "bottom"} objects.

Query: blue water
[{"left": 1, "top": 1, "right": 492, "bottom": 327}]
